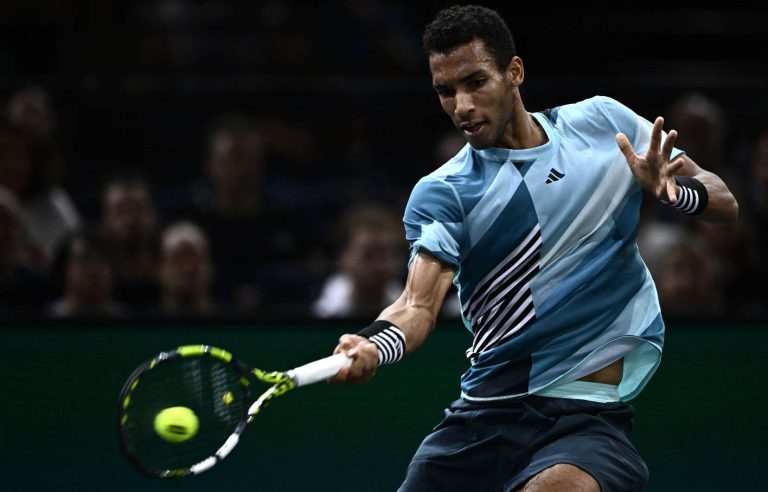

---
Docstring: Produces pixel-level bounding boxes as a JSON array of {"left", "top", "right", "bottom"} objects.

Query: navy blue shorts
[{"left": 398, "top": 395, "right": 648, "bottom": 492}]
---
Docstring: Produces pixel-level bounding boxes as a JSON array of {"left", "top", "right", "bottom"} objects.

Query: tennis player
[{"left": 330, "top": 5, "right": 738, "bottom": 491}]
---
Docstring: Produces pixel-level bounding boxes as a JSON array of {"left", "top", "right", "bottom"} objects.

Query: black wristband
[
  {"left": 357, "top": 320, "right": 406, "bottom": 365},
  {"left": 664, "top": 176, "right": 709, "bottom": 215}
]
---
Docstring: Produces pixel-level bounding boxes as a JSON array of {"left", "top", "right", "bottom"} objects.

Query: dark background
[
  {"left": 1, "top": 3, "right": 767, "bottom": 491},
  {"left": 2, "top": 3, "right": 767, "bottom": 213},
  {"left": 2, "top": 2, "right": 766, "bottom": 319}
]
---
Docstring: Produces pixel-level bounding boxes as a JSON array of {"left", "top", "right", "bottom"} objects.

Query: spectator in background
[
  {"left": 4, "top": 86, "right": 81, "bottom": 267},
  {"left": 0, "top": 185, "right": 52, "bottom": 317},
  {"left": 638, "top": 93, "right": 730, "bottom": 232},
  {"left": 743, "top": 131, "right": 768, "bottom": 316},
  {"left": 100, "top": 170, "right": 161, "bottom": 312},
  {"left": 656, "top": 241, "right": 724, "bottom": 318},
  {"left": 158, "top": 222, "right": 215, "bottom": 317},
  {"left": 692, "top": 206, "right": 763, "bottom": 317},
  {"left": 48, "top": 229, "right": 123, "bottom": 318},
  {"left": 0, "top": 126, "right": 31, "bottom": 202},
  {"left": 637, "top": 92, "right": 735, "bottom": 307},
  {"left": 743, "top": 129, "right": 768, "bottom": 236},
  {"left": 7, "top": 85, "right": 57, "bottom": 142},
  {"left": 313, "top": 204, "right": 406, "bottom": 319},
  {"left": 667, "top": 92, "right": 729, "bottom": 178},
  {"left": 172, "top": 113, "right": 316, "bottom": 315}
]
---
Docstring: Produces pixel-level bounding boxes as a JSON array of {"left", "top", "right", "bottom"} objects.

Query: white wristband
[{"left": 357, "top": 321, "right": 406, "bottom": 365}]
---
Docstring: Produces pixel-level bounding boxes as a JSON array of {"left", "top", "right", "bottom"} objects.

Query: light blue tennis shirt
[{"left": 404, "top": 96, "right": 684, "bottom": 403}]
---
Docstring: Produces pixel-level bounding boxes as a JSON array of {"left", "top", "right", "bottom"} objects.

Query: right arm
[{"left": 329, "top": 251, "right": 456, "bottom": 384}]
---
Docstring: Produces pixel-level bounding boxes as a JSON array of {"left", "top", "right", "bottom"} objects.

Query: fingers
[
  {"left": 668, "top": 156, "right": 685, "bottom": 175},
  {"left": 662, "top": 129, "right": 677, "bottom": 162},
  {"left": 666, "top": 176, "right": 678, "bottom": 204},
  {"left": 344, "top": 342, "right": 378, "bottom": 384},
  {"left": 615, "top": 133, "right": 635, "bottom": 163},
  {"left": 329, "top": 334, "right": 378, "bottom": 385},
  {"left": 335, "top": 334, "right": 363, "bottom": 354},
  {"left": 664, "top": 156, "right": 685, "bottom": 203},
  {"left": 649, "top": 116, "right": 664, "bottom": 154}
]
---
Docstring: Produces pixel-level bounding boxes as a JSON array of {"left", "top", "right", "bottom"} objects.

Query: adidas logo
[{"left": 545, "top": 168, "right": 565, "bottom": 184}]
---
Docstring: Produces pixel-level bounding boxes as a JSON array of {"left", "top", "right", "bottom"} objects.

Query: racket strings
[{"left": 120, "top": 355, "right": 249, "bottom": 473}]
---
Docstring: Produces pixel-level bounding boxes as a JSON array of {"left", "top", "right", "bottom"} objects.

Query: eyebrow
[{"left": 433, "top": 70, "right": 486, "bottom": 91}]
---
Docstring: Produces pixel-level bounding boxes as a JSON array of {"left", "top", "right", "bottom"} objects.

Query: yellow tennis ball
[
  {"left": 222, "top": 391, "right": 234, "bottom": 405},
  {"left": 154, "top": 406, "right": 199, "bottom": 443}
]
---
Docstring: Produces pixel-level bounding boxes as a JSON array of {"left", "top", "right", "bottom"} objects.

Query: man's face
[
  {"left": 0, "top": 131, "right": 31, "bottom": 195},
  {"left": 340, "top": 228, "right": 403, "bottom": 290},
  {"left": 161, "top": 241, "right": 210, "bottom": 294},
  {"left": 102, "top": 184, "right": 158, "bottom": 244},
  {"left": 66, "top": 239, "right": 113, "bottom": 302},
  {"left": 207, "top": 132, "right": 264, "bottom": 192},
  {"left": 429, "top": 39, "right": 517, "bottom": 149}
]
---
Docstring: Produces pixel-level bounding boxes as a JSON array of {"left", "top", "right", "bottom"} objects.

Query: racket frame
[
  {"left": 117, "top": 345, "right": 253, "bottom": 478},
  {"left": 117, "top": 345, "right": 351, "bottom": 478}
]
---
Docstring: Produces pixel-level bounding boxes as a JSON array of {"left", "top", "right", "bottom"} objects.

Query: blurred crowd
[
  {"left": 0, "top": 83, "right": 429, "bottom": 320},
  {"left": 0, "top": 2, "right": 765, "bottom": 321},
  {"left": 1, "top": 83, "right": 765, "bottom": 322}
]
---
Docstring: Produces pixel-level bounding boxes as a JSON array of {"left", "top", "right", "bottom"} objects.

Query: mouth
[{"left": 460, "top": 121, "right": 486, "bottom": 138}]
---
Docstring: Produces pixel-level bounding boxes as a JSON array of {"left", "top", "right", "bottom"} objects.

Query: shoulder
[
  {"left": 405, "top": 175, "right": 464, "bottom": 219},
  {"left": 553, "top": 96, "right": 629, "bottom": 123},
  {"left": 544, "top": 96, "right": 640, "bottom": 136},
  {"left": 405, "top": 149, "right": 471, "bottom": 222}
]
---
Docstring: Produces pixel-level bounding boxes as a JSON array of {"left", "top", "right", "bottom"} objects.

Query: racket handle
[{"left": 287, "top": 353, "right": 353, "bottom": 387}]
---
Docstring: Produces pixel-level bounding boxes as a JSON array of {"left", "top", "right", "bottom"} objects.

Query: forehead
[
  {"left": 211, "top": 131, "right": 262, "bottom": 154},
  {"left": 105, "top": 183, "right": 149, "bottom": 204},
  {"left": 429, "top": 39, "right": 498, "bottom": 84}
]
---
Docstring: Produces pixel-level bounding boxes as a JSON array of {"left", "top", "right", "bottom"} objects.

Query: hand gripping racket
[{"left": 117, "top": 345, "right": 351, "bottom": 478}]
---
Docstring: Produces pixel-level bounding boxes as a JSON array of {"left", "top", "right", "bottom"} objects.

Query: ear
[{"left": 506, "top": 56, "right": 524, "bottom": 87}]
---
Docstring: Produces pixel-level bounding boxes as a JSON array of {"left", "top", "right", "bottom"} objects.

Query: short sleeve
[
  {"left": 403, "top": 178, "right": 464, "bottom": 268},
  {"left": 596, "top": 96, "right": 685, "bottom": 160}
]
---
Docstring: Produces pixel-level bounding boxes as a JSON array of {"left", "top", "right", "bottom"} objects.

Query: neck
[
  {"left": 214, "top": 189, "right": 260, "bottom": 218},
  {"left": 498, "top": 93, "right": 548, "bottom": 149}
]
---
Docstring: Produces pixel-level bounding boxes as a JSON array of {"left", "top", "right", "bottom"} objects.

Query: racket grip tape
[{"left": 286, "top": 353, "right": 352, "bottom": 387}]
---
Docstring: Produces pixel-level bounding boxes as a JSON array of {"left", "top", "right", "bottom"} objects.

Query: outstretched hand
[{"left": 616, "top": 116, "right": 685, "bottom": 203}]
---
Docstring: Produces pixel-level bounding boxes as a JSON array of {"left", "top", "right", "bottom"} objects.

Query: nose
[{"left": 454, "top": 91, "right": 475, "bottom": 119}]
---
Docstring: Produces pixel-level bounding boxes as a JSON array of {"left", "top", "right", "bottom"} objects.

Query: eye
[
  {"left": 469, "top": 79, "right": 486, "bottom": 90},
  {"left": 435, "top": 87, "right": 454, "bottom": 98}
]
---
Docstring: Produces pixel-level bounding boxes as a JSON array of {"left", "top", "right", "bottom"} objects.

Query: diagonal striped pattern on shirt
[{"left": 463, "top": 225, "right": 541, "bottom": 355}]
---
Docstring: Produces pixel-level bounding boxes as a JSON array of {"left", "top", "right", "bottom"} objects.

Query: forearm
[
  {"left": 378, "top": 297, "right": 437, "bottom": 356},
  {"left": 376, "top": 252, "right": 453, "bottom": 356},
  {"left": 689, "top": 169, "right": 739, "bottom": 223},
  {"left": 331, "top": 252, "right": 454, "bottom": 384}
]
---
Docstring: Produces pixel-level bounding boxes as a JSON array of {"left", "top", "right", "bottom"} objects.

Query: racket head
[{"left": 117, "top": 345, "right": 253, "bottom": 478}]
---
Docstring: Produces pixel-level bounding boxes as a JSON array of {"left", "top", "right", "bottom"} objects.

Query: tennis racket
[{"left": 117, "top": 344, "right": 351, "bottom": 478}]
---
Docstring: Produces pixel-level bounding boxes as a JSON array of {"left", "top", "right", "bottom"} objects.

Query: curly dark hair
[{"left": 422, "top": 5, "right": 516, "bottom": 71}]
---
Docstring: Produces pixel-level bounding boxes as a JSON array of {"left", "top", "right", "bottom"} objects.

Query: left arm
[
  {"left": 671, "top": 154, "right": 738, "bottom": 222},
  {"left": 616, "top": 116, "right": 738, "bottom": 223}
]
